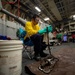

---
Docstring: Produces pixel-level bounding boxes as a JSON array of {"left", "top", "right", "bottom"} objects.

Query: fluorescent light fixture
[
  {"left": 44, "top": 17, "right": 50, "bottom": 21},
  {"left": 73, "top": 15, "right": 75, "bottom": 20},
  {"left": 35, "top": 6, "right": 41, "bottom": 12},
  {"left": 73, "top": 15, "right": 75, "bottom": 18}
]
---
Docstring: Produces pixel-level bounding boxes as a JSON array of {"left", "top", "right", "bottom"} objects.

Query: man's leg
[
  {"left": 30, "top": 34, "right": 42, "bottom": 56},
  {"left": 40, "top": 35, "right": 47, "bottom": 51},
  {"left": 30, "top": 34, "right": 48, "bottom": 58}
]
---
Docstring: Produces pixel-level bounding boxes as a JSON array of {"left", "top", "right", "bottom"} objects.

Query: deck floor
[{"left": 22, "top": 42, "right": 75, "bottom": 75}]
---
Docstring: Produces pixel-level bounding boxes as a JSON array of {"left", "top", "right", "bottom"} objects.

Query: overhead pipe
[
  {"left": 0, "top": 0, "right": 25, "bottom": 26},
  {"left": 30, "top": 0, "right": 54, "bottom": 23},
  {"left": 19, "top": 1, "right": 48, "bottom": 23},
  {"left": 2, "top": 0, "right": 17, "bottom": 4}
]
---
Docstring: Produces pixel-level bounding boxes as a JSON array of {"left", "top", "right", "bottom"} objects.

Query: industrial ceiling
[{"left": 1, "top": 0, "right": 75, "bottom": 26}]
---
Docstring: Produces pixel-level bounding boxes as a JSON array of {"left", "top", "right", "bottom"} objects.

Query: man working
[{"left": 24, "top": 14, "right": 52, "bottom": 60}]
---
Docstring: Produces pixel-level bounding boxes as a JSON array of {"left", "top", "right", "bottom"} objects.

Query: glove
[
  {"left": 46, "top": 25, "right": 53, "bottom": 33},
  {"left": 38, "top": 28, "right": 46, "bottom": 34},
  {"left": 38, "top": 25, "right": 53, "bottom": 34},
  {"left": 16, "top": 28, "right": 26, "bottom": 38}
]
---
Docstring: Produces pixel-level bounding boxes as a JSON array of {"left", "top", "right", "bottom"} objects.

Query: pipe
[
  {"left": 0, "top": 8, "right": 25, "bottom": 26},
  {"left": 0, "top": 0, "right": 25, "bottom": 26},
  {"left": 2, "top": 0, "right": 17, "bottom": 4}
]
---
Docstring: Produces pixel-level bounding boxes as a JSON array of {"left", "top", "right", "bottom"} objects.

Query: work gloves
[
  {"left": 16, "top": 28, "right": 26, "bottom": 38},
  {"left": 38, "top": 25, "right": 53, "bottom": 34}
]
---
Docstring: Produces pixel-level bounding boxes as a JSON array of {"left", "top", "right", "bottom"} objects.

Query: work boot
[
  {"left": 41, "top": 42, "right": 47, "bottom": 50},
  {"left": 33, "top": 54, "right": 41, "bottom": 61},
  {"left": 40, "top": 52, "right": 48, "bottom": 57}
]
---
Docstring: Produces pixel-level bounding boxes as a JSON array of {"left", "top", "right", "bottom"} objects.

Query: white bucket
[{"left": 0, "top": 40, "right": 23, "bottom": 75}]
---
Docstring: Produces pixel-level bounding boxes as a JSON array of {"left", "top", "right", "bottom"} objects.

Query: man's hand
[
  {"left": 38, "top": 25, "right": 53, "bottom": 34},
  {"left": 46, "top": 25, "right": 53, "bottom": 33}
]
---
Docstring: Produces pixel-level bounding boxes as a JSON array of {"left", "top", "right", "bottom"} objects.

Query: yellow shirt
[{"left": 24, "top": 21, "right": 40, "bottom": 39}]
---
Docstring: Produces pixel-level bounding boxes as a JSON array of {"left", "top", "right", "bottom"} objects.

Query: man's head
[{"left": 32, "top": 14, "right": 40, "bottom": 25}]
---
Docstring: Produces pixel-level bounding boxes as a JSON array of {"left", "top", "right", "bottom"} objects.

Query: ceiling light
[
  {"left": 73, "top": 15, "right": 75, "bottom": 18},
  {"left": 44, "top": 17, "right": 50, "bottom": 21},
  {"left": 73, "top": 15, "right": 75, "bottom": 20},
  {"left": 35, "top": 6, "right": 41, "bottom": 12}
]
